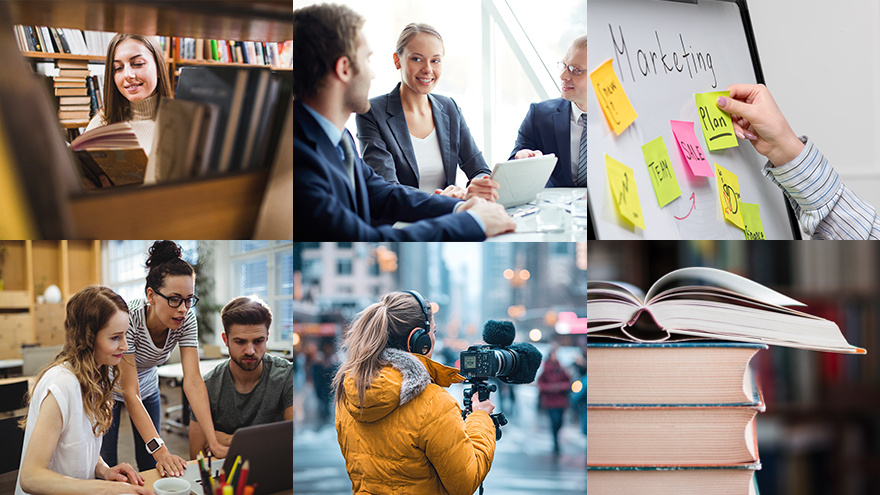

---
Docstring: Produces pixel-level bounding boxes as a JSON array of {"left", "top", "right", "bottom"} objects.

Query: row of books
[
  {"left": 52, "top": 59, "right": 102, "bottom": 124},
  {"left": 586, "top": 267, "right": 867, "bottom": 494},
  {"left": 14, "top": 26, "right": 115, "bottom": 57},
  {"left": 159, "top": 37, "right": 293, "bottom": 69},
  {"left": 71, "top": 65, "right": 292, "bottom": 187}
]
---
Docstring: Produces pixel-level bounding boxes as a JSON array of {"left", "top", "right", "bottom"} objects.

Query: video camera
[{"left": 459, "top": 320, "right": 542, "bottom": 440}]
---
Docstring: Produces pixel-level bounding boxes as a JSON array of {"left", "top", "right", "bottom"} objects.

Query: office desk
[
  {"left": 490, "top": 188, "right": 589, "bottom": 241},
  {"left": 157, "top": 359, "right": 227, "bottom": 434},
  {"left": 0, "top": 359, "right": 24, "bottom": 378},
  {"left": 141, "top": 459, "right": 293, "bottom": 495}
]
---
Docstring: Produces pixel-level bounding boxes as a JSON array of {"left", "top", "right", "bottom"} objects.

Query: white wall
[{"left": 749, "top": 0, "right": 880, "bottom": 210}]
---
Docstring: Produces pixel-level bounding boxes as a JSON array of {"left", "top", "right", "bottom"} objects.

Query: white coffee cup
[{"left": 153, "top": 477, "right": 192, "bottom": 495}]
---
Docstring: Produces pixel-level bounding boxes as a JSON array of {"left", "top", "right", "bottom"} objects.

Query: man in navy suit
[
  {"left": 293, "top": 4, "right": 514, "bottom": 241},
  {"left": 509, "top": 36, "right": 588, "bottom": 189}
]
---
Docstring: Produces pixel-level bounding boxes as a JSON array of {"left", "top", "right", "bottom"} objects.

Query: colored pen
[
  {"left": 227, "top": 456, "right": 242, "bottom": 487},
  {"left": 235, "top": 460, "right": 249, "bottom": 495}
]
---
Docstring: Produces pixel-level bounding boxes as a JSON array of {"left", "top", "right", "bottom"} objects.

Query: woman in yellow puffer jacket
[{"left": 333, "top": 291, "right": 497, "bottom": 495}]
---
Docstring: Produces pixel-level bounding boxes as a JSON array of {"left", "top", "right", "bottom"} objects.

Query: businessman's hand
[
  {"left": 435, "top": 185, "right": 467, "bottom": 199},
  {"left": 514, "top": 149, "right": 543, "bottom": 159},
  {"left": 458, "top": 197, "right": 516, "bottom": 237},
  {"left": 465, "top": 176, "right": 499, "bottom": 202},
  {"left": 717, "top": 84, "right": 804, "bottom": 167}
]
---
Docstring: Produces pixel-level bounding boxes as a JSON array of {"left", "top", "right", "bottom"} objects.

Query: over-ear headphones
[{"left": 404, "top": 290, "right": 432, "bottom": 355}]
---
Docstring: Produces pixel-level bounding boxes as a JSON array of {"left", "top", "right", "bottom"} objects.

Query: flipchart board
[{"left": 587, "top": 0, "right": 799, "bottom": 239}]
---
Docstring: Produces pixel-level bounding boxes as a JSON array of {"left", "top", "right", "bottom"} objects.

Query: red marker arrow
[{"left": 674, "top": 193, "right": 696, "bottom": 220}]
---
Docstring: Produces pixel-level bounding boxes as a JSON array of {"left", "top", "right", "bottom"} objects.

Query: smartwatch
[{"left": 146, "top": 436, "right": 165, "bottom": 454}]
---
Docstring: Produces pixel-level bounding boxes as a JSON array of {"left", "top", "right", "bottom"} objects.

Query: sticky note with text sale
[
  {"left": 606, "top": 155, "right": 646, "bottom": 229},
  {"left": 695, "top": 91, "right": 738, "bottom": 151},
  {"left": 641, "top": 136, "right": 682, "bottom": 207},
  {"left": 670, "top": 120, "right": 713, "bottom": 177},
  {"left": 590, "top": 59, "right": 638, "bottom": 135},
  {"left": 714, "top": 162, "right": 744, "bottom": 230}
]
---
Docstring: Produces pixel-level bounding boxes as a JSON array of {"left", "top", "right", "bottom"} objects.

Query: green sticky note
[
  {"left": 606, "top": 154, "right": 646, "bottom": 229},
  {"left": 695, "top": 91, "right": 738, "bottom": 151},
  {"left": 741, "top": 202, "right": 766, "bottom": 240},
  {"left": 641, "top": 136, "right": 682, "bottom": 207}
]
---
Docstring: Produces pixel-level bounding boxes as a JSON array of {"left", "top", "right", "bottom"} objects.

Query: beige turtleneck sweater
[{"left": 85, "top": 93, "right": 159, "bottom": 155}]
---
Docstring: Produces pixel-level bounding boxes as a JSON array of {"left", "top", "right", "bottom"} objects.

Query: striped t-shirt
[{"left": 112, "top": 297, "right": 199, "bottom": 402}]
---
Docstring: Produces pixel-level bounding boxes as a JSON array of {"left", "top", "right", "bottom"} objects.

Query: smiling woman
[{"left": 83, "top": 34, "right": 174, "bottom": 178}]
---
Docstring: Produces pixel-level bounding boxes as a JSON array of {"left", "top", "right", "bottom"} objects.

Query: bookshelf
[{"left": 0, "top": 0, "right": 292, "bottom": 239}]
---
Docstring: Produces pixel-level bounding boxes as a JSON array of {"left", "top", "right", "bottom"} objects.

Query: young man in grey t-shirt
[{"left": 189, "top": 296, "right": 294, "bottom": 458}]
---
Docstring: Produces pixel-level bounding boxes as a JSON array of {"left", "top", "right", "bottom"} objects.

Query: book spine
[
  {"left": 210, "top": 39, "right": 219, "bottom": 61},
  {"left": 24, "top": 26, "right": 36, "bottom": 51},
  {"left": 55, "top": 28, "right": 71, "bottom": 54},
  {"left": 40, "top": 27, "right": 56, "bottom": 53},
  {"left": 93, "top": 75, "right": 103, "bottom": 110}
]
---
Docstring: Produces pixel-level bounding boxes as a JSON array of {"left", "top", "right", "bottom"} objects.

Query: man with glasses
[
  {"left": 510, "top": 35, "right": 589, "bottom": 189},
  {"left": 188, "top": 297, "right": 293, "bottom": 458}
]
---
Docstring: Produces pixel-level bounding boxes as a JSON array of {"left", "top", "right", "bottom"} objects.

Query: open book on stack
[
  {"left": 69, "top": 121, "right": 147, "bottom": 186},
  {"left": 587, "top": 267, "right": 866, "bottom": 354}
]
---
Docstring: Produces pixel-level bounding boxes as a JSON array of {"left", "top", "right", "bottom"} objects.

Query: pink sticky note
[{"left": 670, "top": 120, "right": 713, "bottom": 177}]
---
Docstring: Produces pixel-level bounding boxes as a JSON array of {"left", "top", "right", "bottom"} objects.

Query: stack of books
[
  {"left": 586, "top": 267, "right": 866, "bottom": 495},
  {"left": 55, "top": 59, "right": 91, "bottom": 123}
]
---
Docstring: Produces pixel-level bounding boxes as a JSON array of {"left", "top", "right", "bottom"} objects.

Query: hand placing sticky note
[
  {"left": 695, "top": 91, "right": 738, "bottom": 151},
  {"left": 590, "top": 59, "right": 638, "bottom": 135},
  {"left": 606, "top": 155, "right": 646, "bottom": 229},
  {"left": 741, "top": 203, "right": 766, "bottom": 240},
  {"left": 714, "top": 162, "right": 744, "bottom": 230},
  {"left": 670, "top": 120, "right": 713, "bottom": 177},
  {"left": 641, "top": 136, "right": 682, "bottom": 207}
]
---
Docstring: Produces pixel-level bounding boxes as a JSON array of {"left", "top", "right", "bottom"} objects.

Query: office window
[
  {"left": 337, "top": 258, "right": 353, "bottom": 275},
  {"left": 229, "top": 241, "right": 295, "bottom": 346},
  {"left": 105, "top": 240, "right": 198, "bottom": 311}
]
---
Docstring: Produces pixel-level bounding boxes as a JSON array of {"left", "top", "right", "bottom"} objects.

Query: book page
[{"left": 645, "top": 267, "right": 804, "bottom": 307}]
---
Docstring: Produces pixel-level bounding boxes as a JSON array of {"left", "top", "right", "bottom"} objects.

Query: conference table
[
  {"left": 490, "top": 188, "right": 589, "bottom": 241},
  {"left": 141, "top": 459, "right": 293, "bottom": 495}
]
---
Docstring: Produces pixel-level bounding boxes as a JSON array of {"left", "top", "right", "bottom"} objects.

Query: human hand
[
  {"left": 209, "top": 442, "right": 229, "bottom": 460},
  {"left": 154, "top": 450, "right": 188, "bottom": 478},
  {"left": 102, "top": 462, "right": 144, "bottom": 486},
  {"left": 434, "top": 185, "right": 467, "bottom": 199},
  {"left": 514, "top": 149, "right": 543, "bottom": 159},
  {"left": 458, "top": 197, "right": 515, "bottom": 237},
  {"left": 471, "top": 392, "right": 496, "bottom": 415},
  {"left": 465, "top": 176, "right": 499, "bottom": 202},
  {"left": 717, "top": 84, "right": 805, "bottom": 167}
]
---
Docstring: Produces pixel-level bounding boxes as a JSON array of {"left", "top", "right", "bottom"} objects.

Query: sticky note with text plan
[
  {"left": 695, "top": 91, "right": 738, "bottom": 151},
  {"left": 590, "top": 59, "right": 638, "bottom": 136}
]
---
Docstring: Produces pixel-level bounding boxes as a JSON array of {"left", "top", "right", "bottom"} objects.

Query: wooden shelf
[
  {"left": 172, "top": 58, "right": 291, "bottom": 72},
  {"left": 6, "top": 0, "right": 292, "bottom": 42},
  {"left": 20, "top": 51, "right": 104, "bottom": 62}
]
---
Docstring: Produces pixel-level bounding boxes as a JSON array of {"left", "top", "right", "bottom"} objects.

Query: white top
[
  {"left": 15, "top": 364, "right": 102, "bottom": 495},
  {"left": 410, "top": 128, "right": 446, "bottom": 194},
  {"left": 112, "top": 297, "right": 199, "bottom": 402},
  {"left": 569, "top": 101, "right": 586, "bottom": 184}
]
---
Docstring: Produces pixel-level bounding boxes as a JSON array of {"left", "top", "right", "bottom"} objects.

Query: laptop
[
  {"left": 489, "top": 154, "right": 558, "bottom": 208},
  {"left": 181, "top": 421, "right": 293, "bottom": 495}
]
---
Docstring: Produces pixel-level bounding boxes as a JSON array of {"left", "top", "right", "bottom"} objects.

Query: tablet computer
[{"left": 489, "top": 154, "right": 558, "bottom": 208}]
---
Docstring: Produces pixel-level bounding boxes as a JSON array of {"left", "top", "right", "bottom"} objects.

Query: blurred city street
[{"left": 292, "top": 243, "right": 588, "bottom": 494}]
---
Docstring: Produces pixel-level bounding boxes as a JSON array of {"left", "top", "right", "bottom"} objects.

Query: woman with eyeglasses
[
  {"left": 100, "top": 240, "right": 227, "bottom": 478},
  {"left": 510, "top": 35, "right": 589, "bottom": 188},
  {"left": 356, "top": 23, "right": 500, "bottom": 202}
]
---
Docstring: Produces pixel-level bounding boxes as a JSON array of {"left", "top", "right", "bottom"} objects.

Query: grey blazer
[{"left": 356, "top": 83, "right": 491, "bottom": 189}]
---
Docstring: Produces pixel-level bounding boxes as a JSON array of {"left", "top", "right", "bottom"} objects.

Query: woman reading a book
[
  {"left": 355, "top": 23, "right": 500, "bottom": 201},
  {"left": 333, "top": 291, "right": 497, "bottom": 494},
  {"left": 100, "top": 241, "right": 228, "bottom": 478},
  {"left": 82, "top": 33, "right": 173, "bottom": 187},
  {"left": 15, "top": 286, "right": 153, "bottom": 495}
]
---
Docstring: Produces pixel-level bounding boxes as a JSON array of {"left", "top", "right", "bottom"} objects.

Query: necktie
[
  {"left": 577, "top": 113, "right": 587, "bottom": 187},
  {"left": 338, "top": 134, "right": 356, "bottom": 189}
]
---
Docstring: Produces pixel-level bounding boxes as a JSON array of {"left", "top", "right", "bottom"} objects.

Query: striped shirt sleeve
[{"left": 762, "top": 136, "right": 880, "bottom": 240}]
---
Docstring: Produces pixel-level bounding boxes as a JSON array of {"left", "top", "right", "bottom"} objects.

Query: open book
[
  {"left": 69, "top": 121, "right": 147, "bottom": 186},
  {"left": 587, "top": 267, "right": 865, "bottom": 354}
]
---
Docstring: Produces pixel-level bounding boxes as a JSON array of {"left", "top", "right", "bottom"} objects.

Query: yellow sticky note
[
  {"left": 695, "top": 91, "right": 738, "bottom": 151},
  {"left": 606, "top": 155, "right": 646, "bottom": 229},
  {"left": 641, "top": 136, "right": 682, "bottom": 207},
  {"left": 741, "top": 203, "right": 766, "bottom": 240},
  {"left": 590, "top": 59, "right": 638, "bottom": 135},
  {"left": 714, "top": 162, "right": 744, "bottom": 230}
]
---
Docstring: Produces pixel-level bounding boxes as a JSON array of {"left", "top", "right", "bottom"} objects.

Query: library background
[
  {"left": 0, "top": 0, "right": 293, "bottom": 239},
  {"left": 588, "top": 241, "right": 880, "bottom": 495}
]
